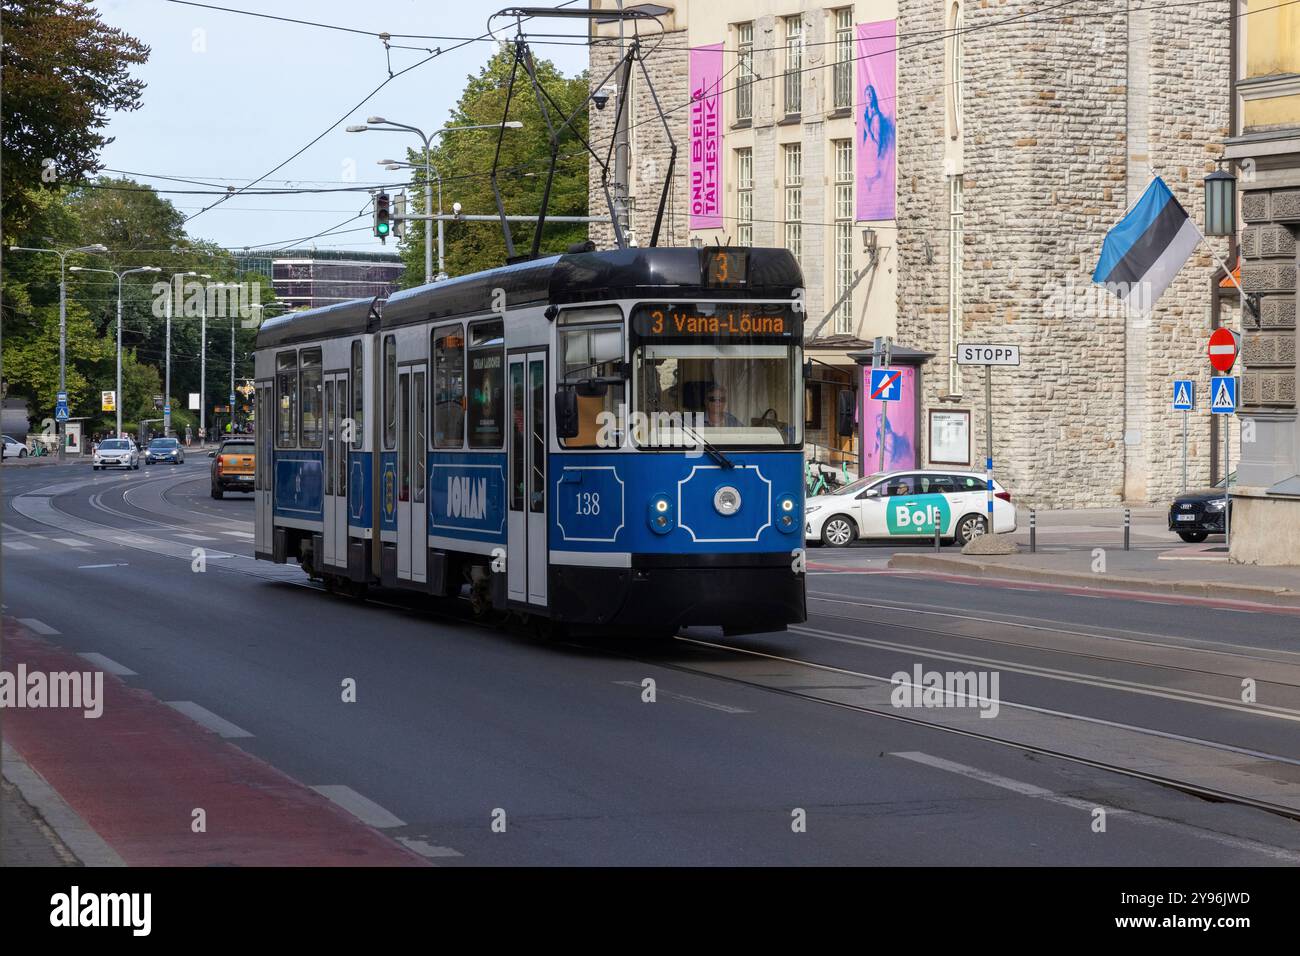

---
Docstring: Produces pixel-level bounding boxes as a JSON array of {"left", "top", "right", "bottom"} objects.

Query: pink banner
[
  {"left": 861, "top": 364, "right": 917, "bottom": 473},
  {"left": 855, "top": 21, "right": 897, "bottom": 222},
  {"left": 689, "top": 43, "right": 724, "bottom": 230}
]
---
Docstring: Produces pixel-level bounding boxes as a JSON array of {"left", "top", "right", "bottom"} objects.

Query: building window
[
  {"left": 948, "top": 175, "right": 964, "bottom": 396},
  {"left": 784, "top": 15, "right": 803, "bottom": 116},
  {"left": 833, "top": 8, "right": 854, "bottom": 111},
  {"left": 736, "top": 22, "right": 754, "bottom": 122},
  {"left": 947, "top": 2, "right": 964, "bottom": 142},
  {"left": 783, "top": 143, "right": 803, "bottom": 263},
  {"left": 834, "top": 139, "right": 854, "bottom": 334},
  {"left": 736, "top": 148, "right": 753, "bottom": 247}
]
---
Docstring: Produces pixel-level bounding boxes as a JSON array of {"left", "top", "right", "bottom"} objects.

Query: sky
[{"left": 95, "top": 0, "right": 590, "bottom": 254}]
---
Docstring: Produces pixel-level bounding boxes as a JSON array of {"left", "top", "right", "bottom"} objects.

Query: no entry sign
[{"left": 1208, "top": 328, "right": 1239, "bottom": 373}]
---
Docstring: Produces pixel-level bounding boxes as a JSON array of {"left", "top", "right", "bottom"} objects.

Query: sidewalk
[
  {"left": 890, "top": 508, "right": 1300, "bottom": 607},
  {"left": 1, "top": 748, "right": 86, "bottom": 866}
]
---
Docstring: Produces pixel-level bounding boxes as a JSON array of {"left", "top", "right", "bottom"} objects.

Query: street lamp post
[
  {"left": 166, "top": 271, "right": 199, "bottom": 438},
  {"left": 194, "top": 274, "right": 212, "bottom": 441},
  {"left": 69, "top": 265, "right": 161, "bottom": 437},
  {"left": 349, "top": 119, "right": 522, "bottom": 284},
  {"left": 9, "top": 243, "right": 109, "bottom": 458}
]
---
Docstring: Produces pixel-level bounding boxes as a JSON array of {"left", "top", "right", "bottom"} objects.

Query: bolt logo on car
[{"left": 887, "top": 499, "right": 950, "bottom": 535}]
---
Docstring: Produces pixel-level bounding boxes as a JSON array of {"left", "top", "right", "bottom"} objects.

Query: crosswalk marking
[
  {"left": 53, "top": 537, "right": 92, "bottom": 548},
  {"left": 2, "top": 541, "right": 37, "bottom": 551}
]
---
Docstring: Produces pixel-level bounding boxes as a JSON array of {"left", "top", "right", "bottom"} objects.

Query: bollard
[
  {"left": 1029, "top": 508, "right": 1036, "bottom": 553},
  {"left": 1123, "top": 507, "right": 1131, "bottom": 551},
  {"left": 934, "top": 519, "right": 941, "bottom": 552}
]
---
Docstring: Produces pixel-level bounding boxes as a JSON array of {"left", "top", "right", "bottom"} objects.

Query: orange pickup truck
[{"left": 210, "top": 436, "right": 255, "bottom": 499}]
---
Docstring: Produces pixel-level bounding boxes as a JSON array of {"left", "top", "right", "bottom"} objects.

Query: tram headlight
[
  {"left": 648, "top": 494, "right": 674, "bottom": 534},
  {"left": 713, "top": 486, "right": 742, "bottom": 516},
  {"left": 777, "top": 495, "right": 799, "bottom": 533}
]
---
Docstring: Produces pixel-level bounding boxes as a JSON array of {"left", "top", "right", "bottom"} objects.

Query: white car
[
  {"left": 2, "top": 435, "right": 28, "bottom": 459},
  {"left": 93, "top": 438, "right": 140, "bottom": 471},
  {"left": 805, "top": 469, "right": 1017, "bottom": 547}
]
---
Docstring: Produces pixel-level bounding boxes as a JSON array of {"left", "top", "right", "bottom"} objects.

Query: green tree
[
  {"left": 1, "top": 0, "right": 149, "bottom": 236},
  {"left": 397, "top": 48, "right": 589, "bottom": 285}
]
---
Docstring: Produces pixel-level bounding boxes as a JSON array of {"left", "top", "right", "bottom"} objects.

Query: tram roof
[
  {"left": 255, "top": 296, "right": 381, "bottom": 349},
  {"left": 379, "top": 247, "right": 803, "bottom": 329}
]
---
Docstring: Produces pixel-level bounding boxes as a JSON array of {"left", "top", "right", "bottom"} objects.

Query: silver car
[{"left": 93, "top": 438, "right": 140, "bottom": 471}]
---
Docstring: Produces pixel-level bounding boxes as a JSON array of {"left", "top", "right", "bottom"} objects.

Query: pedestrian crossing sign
[
  {"left": 1172, "top": 380, "right": 1194, "bottom": 411},
  {"left": 1210, "top": 376, "right": 1237, "bottom": 415}
]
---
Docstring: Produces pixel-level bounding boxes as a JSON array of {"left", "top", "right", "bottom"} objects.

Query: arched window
[{"left": 946, "top": 2, "right": 964, "bottom": 142}]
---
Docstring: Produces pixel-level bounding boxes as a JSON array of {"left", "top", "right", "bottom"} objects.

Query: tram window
[
  {"left": 559, "top": 315, "right": 624, "bottom": 448},
  {"left": 529, "top": 359, "right": 545, "bottom": 513},
  {"left": 383, "top": 335, "right": 397, "bottom": 450},
  {"left": 509, "top": 361, "right": 524, "bottom": 511},
  {"left": 337, "top": 380, "right": 349, "bottom": 497},
  {"left": 432, "top": 325, "right": 465, "bottom": 449},
  {"left": 413, "top": 370, "right": 426, "bottom": 503},
  {"left": 299, "top": 347, "right": 323, "bottom": 448},
  {"left": 275, "top": 351, "right": 297, "bottom": 448},
  {"left": 350, "top": 340, "right": 364, "bottom": 449},
  {"left": 398, "top": 372, "right": 410, "bottom": 502},
  {"left": 467, "top": 319, "right": 504, "bottom": 449},
  {"left": 634, "top": 342, "right": 800, "bottom": 447}
]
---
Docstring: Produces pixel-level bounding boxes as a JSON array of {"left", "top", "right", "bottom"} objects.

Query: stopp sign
[{"left": 1208, "top": 328, "right": 1239, "bottom": 373}]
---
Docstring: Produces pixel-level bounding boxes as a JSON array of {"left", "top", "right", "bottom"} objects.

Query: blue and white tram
[{"left": 254, "top": 246, "right": 807, "bottom": 637}]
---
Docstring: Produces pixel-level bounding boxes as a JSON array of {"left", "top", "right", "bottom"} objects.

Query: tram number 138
[{"left": 576, "top": 492, "right": 601, "bottom": 516}]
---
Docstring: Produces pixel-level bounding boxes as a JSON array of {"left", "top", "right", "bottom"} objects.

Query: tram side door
[
  {"left": 396, "top": 364, "right": 427, "bottom": 584},
  {"left": 255, "top": 382, "right": 273, "bottom": 553},
  {"left": 322, "top": 371, "right": 348, "bottom": 569},
  {"left": 507, "top": 351, "right": 548, "bottom": 607}
]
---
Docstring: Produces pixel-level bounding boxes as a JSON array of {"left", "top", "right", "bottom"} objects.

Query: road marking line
[
  {"left": 2, "top": 541, "right": 37, "bottom": 551},
  {"left": 17, "top": 618, "right": 59, "bottom": 635},
  {"left": 221, "top": 531, "right": 254, "bottom": 539},
  {"left": 53, "top": 537, "right": 92, "bottom": 548},
  {"left": 891, "top": 751, "right": 1300, "bottom": 863},
  {"left": 789, "top": 623, "right": 1300, "bottom": 721},
  {"left": 176, "top": 533, "right": 218, "bottom": 541},
  {"left": 2, "top": 523, "right": 46, "bottom": 538},
  {"left": 311, "top": 785, "right": 405, "bottom": 829},
  {"left": 397, "top": 837, "right": 463, "bottom": 859},
  {"left": 165, "top": 701, "right": 254, "bottom": 738},
  {"left": 613, "top": 680, "right": 751, "bottom": 714},
  {"left": 76, "top": 563, "right": 128, "bottom": 569},
  {"left": 77, "top": 652, "right": 137, "bottom": 676}
]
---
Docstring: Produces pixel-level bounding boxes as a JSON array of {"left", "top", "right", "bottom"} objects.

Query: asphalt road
[{"left": 4, "top": 461, "right": 1300, "bottom": 865}]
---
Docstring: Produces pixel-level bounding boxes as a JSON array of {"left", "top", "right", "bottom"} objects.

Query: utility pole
[{"left": 613, "top": 0, "right": 631, "bottom": 241}]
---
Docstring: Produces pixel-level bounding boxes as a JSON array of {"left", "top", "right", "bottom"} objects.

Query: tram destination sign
[
  {"left": 957, "top": 343, "right": 1021, "bottom": 366},
  {"left": 632, "top": 303, "right": 796, "bottom": 339}
]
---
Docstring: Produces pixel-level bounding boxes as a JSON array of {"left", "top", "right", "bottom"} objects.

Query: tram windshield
[{"left": 634, "top": 341, "right": 800, "bottom": 447}]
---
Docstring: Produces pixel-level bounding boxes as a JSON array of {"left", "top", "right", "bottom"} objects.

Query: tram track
[
  {"left": 599, "top": 632, "right": 1300, "bottom": 829},
  {"left": 21, "top": 468, "right": 1300, "bottom": 833}
]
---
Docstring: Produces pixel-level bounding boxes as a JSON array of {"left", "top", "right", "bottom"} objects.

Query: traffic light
[
  {"left": 392, "top": 192, "right": 407, "bottom": 239},
  {"left": 374, "top": 191, "right": 391, "bottom": 241}
]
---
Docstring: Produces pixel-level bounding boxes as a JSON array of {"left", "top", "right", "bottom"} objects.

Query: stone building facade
[
  {"left": 896, "top": 1, "right": 1234, "bottom": 507},
  {"left": 1224, "top": 0, "right": 1300, "bottom": 565},
  {"left": 588, "top": 1, "right": 902, "bottom": 471}
]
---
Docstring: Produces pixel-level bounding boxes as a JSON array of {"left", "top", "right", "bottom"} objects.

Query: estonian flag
[{"left": 1093, "top": 177, "right": 1201, "bottom": 314}]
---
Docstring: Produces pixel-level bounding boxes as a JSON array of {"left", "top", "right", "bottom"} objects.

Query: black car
[{"left": 1168, "top": 473, "right": 1233, "bottom": 543}]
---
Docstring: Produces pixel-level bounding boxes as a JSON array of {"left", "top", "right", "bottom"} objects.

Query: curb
[
  {"left": 887, "top": 553, "right": 1300, "bottom": 607},
  {"left": 1, "top": 742, "right": 125, "bottom": 867}
]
